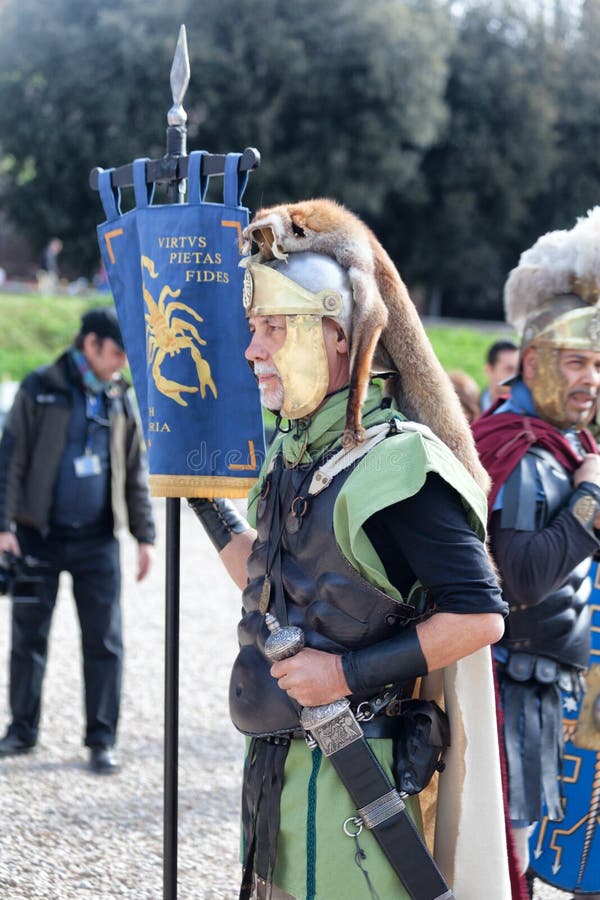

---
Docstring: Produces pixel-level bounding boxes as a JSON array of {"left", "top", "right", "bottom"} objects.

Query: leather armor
[{"left": 229, "top": 453, "right": 425, "bottom": 736}]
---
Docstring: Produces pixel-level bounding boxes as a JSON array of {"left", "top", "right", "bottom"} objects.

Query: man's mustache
[
  {"left": 569, "top": 389, "right": 596, "bottom": 400},
  {"left": 254, "top": 364, "right": 280, "bottom": 378}
]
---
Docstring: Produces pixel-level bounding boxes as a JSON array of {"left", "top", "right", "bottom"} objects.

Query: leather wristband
[
  {"left": 342, "top": 626, "right": 428, "bottom": 694},
  {"left": 187, "top": 498, "right": 250, "bottom": 552},
  {"left": 568, "top": 481, "right": 600, "bottom": 534}
]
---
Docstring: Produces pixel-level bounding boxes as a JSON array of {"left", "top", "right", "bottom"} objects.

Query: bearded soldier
[
  {"left": 472, "top": 208, "right": 600, "bottom": 894},
  {"left": 190, "top": 202, "right": 510, "bottom": 899}
]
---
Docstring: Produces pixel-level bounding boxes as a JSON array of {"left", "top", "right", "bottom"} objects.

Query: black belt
[{"left": 301, "top": 699, "right": 454, "bottom": 900}]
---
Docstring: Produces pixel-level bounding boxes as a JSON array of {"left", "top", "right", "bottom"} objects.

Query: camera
[{"left": 0, "top": 551, "right": 47, "bottom": 603}]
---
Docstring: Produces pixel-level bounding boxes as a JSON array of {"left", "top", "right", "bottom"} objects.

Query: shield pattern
[{"left": 529, "top": 560, "right": 600, "bottom": 894}]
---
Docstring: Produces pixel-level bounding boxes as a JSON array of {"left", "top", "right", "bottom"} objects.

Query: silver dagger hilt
[
  {"left": 264, "top": 613, "right": 356, "bottom": 753},
  {"left": 264, "top": 612, "right": 305, "bottom": 661}
]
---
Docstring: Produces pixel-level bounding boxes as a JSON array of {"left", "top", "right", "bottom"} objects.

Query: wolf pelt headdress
[{"left": 242, "top": 198, "right": 490, "bottom": 493}]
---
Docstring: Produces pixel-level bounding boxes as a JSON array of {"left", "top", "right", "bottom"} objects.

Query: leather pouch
[
  {"left": 534, "top": 656, "right": 559, "bottom": 684},
  {"left": 393, "top": 699, "right": 450, "bottom": 795},
  {"left": 505, "top": 651, "right": 535, "bottom": 682}
]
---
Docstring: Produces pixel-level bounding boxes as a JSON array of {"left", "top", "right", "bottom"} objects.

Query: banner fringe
[{"left": 149, "top": 474, "right": 256, "bottom": 499}]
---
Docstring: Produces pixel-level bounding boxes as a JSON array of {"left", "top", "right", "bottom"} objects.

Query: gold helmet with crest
[{"left": 504, "top": 206, "right": 600, "bottom": 429}]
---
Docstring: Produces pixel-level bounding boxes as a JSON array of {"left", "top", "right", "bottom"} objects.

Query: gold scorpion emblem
[{"left": 141, "top": 255, "right": 217, "bottom": 406}]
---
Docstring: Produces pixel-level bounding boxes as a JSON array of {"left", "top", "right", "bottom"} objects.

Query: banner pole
[
  {"left": 164, "top": 495, "right": 181, "bottom": 900},
  {"left": 162, "top": 25, "right": 189, "bottom": 900}
]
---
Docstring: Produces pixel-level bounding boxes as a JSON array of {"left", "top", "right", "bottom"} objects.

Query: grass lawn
[
  {"left": 0, "top": 291, "right": 113, "bottom": 382},
  {"left": 426, "top": 324, "right": 516, "bottom": 387},
  {"left": 0, "top": 289, "right": 516, "bottom": 389}
]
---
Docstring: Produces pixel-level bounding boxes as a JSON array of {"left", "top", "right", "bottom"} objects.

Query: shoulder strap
[
  {"left": 307, "top": 417, "right": 439, "bottom": 497},
  {"left": 308, "top": 422, "right": 391, "bottom": 496}
]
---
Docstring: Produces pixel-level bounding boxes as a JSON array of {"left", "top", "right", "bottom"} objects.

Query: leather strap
[
  {"left": 301, "top": 700, "right": 454, "bottom": 900},
  {"left": 342, "top": 626, "right": 428, "bottom": 694}
]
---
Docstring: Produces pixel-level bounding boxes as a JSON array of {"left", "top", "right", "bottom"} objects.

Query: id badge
[{"left": 74, "top": 453, "right": 102, "bottom": 478}]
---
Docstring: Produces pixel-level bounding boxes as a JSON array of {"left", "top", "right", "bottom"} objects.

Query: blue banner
[{"left": 96, "top": 151, "right": 265, "bottom": 498}]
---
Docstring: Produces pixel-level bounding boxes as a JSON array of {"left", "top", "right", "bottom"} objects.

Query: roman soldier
[
  {"left": 473, "top": 207, "right": 600, "bottom": 893},
  {"left": 192, "top": 202, "right": 511, "bottom": 899}
]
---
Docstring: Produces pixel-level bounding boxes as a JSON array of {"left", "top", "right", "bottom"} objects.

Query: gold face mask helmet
[
  {"left": 241, "top": 251, "right": 353, "bottom": 419},
  {"left": 504, "top": 207, "right": 600, "bottom": 430},
  {"left": 520, "top": 298, "right": 600, "bottom": 429}
]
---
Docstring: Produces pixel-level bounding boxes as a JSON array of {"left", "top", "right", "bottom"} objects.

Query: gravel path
[{"left": 0, "top": 499, "right": 572, "bottom": 899}]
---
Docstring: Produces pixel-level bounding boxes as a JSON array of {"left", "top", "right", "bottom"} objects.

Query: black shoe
[
  {"left": 0, "top": 732, "right": 36, "bottom": 756},
  {"left": 89, "top": 746, "right": 120, "bottom": 774}
]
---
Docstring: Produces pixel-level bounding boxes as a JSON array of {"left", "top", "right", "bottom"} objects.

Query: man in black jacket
[{"left": 0, "top": 307, "right": 155, "bottom": 773}]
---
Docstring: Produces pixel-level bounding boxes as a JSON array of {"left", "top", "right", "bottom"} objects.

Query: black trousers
[{"left": 8, "top": 527, "right": 122, "bottom": 748}]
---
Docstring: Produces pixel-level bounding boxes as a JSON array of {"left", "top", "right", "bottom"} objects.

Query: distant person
[
  {"left": 0, "top": 308, "right": 155, "bottom": 773},
  {"left": 41, "top": 237, "right": 63, "bottom": 277},
  {"left": 449, "top": 369, "right": 482, "bottom": 423},
  {"left": 93, "top": 261, "right": 110, "bottom": 293},
  {"left": 38, "top": 237, "right": 63, "bottom": 295},
  {"left": 480, "top": 339, "right": 519, "bottom": 411}
]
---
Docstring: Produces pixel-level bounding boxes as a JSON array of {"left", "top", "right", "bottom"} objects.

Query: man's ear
[
  {"left": 335, "top": 323, "right": 348, "bottom": 355},
  {"left": 81, "top": 332, "right": 98, "bottom": 356},
  {"left": 323, "top": 318, "right": 348, "bottom": 356}
]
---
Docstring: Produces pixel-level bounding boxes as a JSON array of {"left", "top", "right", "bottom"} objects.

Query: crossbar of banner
[{"left": 89, "top": 146, "right": 260, "bottom": 192}]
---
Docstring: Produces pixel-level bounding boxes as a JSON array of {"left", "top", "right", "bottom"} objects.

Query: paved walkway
[
  {"left": 0, "top": 501, "right": 244, "bottom": 898},
  {"left": 0, "top": 499, "right": 570, "bottom": 898}
]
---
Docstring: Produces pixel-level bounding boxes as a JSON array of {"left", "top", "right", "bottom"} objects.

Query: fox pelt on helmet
[{"left": 242, "top": 197, "right": 490, "bottom": 494}]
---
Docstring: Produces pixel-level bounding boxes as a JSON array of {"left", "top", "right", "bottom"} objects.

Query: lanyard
[{"left": 84, "top": 392, "right": 110, "bottom": 453}]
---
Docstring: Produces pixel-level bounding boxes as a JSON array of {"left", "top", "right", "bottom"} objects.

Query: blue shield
[
  {"left": 529, "top": 560, "right": 600, "bottom": 894},
  {"left": 96, "top": 151, "right": 265, "bottom": 498}
]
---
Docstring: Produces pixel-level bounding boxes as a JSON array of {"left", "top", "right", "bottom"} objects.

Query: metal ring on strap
[
  {"left": 357, "top": 789, "right": 406, "bottom": 829},
  {"left": 290, "top": 496, "right": 308, "bottom": 518}
]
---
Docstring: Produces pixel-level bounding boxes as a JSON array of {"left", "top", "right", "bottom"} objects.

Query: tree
[
  {"left": 185, "top": 0, "right": 454, "bottom": 212},
  {"left": 0, "top": 0, "right": 189, "bottom": 274},
  {"left": 0, "top": 0, "right": 453, "bottom": 275},
  {"left": 380, "top": 1, "right": 560, "bottom": 318},
  {"left": 538, "top": 0, "right": 600, "bottom": 230}
]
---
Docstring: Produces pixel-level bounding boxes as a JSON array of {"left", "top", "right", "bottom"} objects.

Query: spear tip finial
[{"left": 168, "top": 24, "right": 190, "bottom": 127}]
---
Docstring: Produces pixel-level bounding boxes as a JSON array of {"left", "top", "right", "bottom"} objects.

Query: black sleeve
[
  {"left": 0, "top": 379, "right": 34, "bottom": 532},
  {"left": 488, "top": 506, "right": 599, "bottom": 606},
  {"left": 363, "top": 472, "right": 508, "bottom": 616},
  {"left": 0, "top": 428, "right": 16, "bottom": 531},
  {"left": 123, "top": 394, "right": 156, "bottom": 545}
]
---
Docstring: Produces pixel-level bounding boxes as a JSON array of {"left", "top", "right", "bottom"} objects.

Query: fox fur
[{"left": 243, "top": 198, "right": 490, "bottom": 493}]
